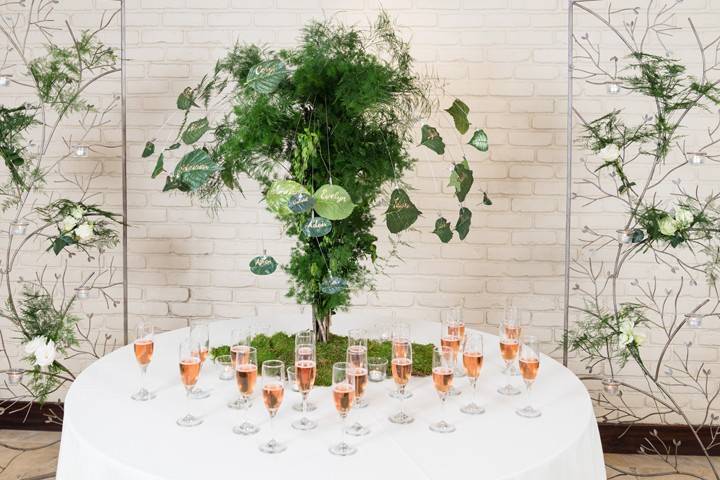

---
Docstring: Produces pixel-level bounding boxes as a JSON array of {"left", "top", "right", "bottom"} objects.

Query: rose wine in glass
[
  {"left": 292, "top": 330, "right": 318, "bottom": 413},
  {"left": 497, "top": 321, "right": 522, "bottom": 396},
  {"left": 259, "top": 360, "right": 287, "bottom": 454},
  {"left": 460, "top": 332, "right": 485, "bottom": 415},
  {"left": 345, "top": 339, "right": 370, "bottom": 436},
  {"left": 329, "top": 362, "right": 357, "bottom": 456},
  {"left": 430, "top": 345, "right": 456, "bottom": 433},
  {"left": 388, "top": 339, "right": 414, "bottom": 424},
  {"left": 504, "top": 304, "right": 522, "bottom": 376},
  {"left": 131, "top": 322, "right": 156, "bottom": 401},
  {"left": 388, "top": 322, "right": 413, "bottom": 400},
  {"left": 227, "top": 327, "right": 252, "bottom": 410},
  {"left": 291, "top": 342, "right": 317, "bottom": 431},
  {"left": 233, "top": 346, "right": 259, "bottom": 435},
  {"left": 517, "top": 335, "right": 542, "bottom": 418},
  {"left": 176, "top": 339, "right": 203, "bottom": 427},
  {"left": 188, "top": 320, "right": 210, "bottom": 399},
  {"left": 442, "top": 308, "right": 465, "bottom": 395}
]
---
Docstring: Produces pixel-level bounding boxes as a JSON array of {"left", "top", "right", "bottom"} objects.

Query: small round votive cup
[
  {"left": 287, "top": 365, "right": 299, "bottom": 392},
  {"left": 6, "top": 368, "right": 24, "bottom": 385},
  {"left": 216, "top": 355, "right": 233, "bottom": 380},
  {"left": 368, "top": 357, "right": 387, "bottom": 382}
]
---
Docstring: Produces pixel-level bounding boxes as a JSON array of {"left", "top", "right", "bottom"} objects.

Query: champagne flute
[
  {"left": 228, "top": 327, "right": 252, "bottom": 409},
  {"left": 131, "top": 322, "right": 155, "bottom": 401},
  {"left": 292, "top": 330, "right": 318, "bottom": 413},
  {"left": 389, "top": 322, "right": 412, "bottom": 400},
  {"left": 345, "top": 343, "right": 370, "bottom": 436},
  {"left": 176, "top": 339, "right": 203, "bottom": 427},
  {"left": 329, "top": 362, "right": 357, "bottom": 456},
  {"left": 259, "top": 360, "right": 286, "bottom": 454},
  {"left": 388, "top": 338, "right": 414, "bottom": 424},
  {"left": 295, "top": 329, "right": 315, "bottom": 346},
  {"left": 497, "top": 322, "right": 521, "bottom": 396},
  {"left": 233, "top": 346, "right": 259, "bottom": 435},
  {"left": 460, "top": 332, "right": 485, "bottom": 415},
  {"left": 516, "top": 335, "right": 541, "bottom": 418},
  {"left": 441, "top": 310, "right": 464, "bottom": 396},
  {"left": 347, "top": 328, "right": 369, "bottom": 408},
  {"left": 429, "top": 345, "right": 455, "bottom": 433},
  {"left": 188, "top": 320, "right": 210, "bottom": 399},
  {"left": 291, "top": 342, "right": 317, "bottom": 430},
  {"left": 504, "top": 304, "right": 522, "bottom": 376}
]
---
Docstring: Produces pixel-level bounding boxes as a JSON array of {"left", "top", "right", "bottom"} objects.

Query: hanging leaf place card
[
  {"left": 303, "top": 215, "right": 332, "bottom": 238},
  {"left": 320, "top": 275, "right": 347, "bottom": 294},
  {"left": 266, "top": 180, "right": 310, "bottom": 217},
  {"left": 142, "top": 141, "right": 155, "bottom": 158},
  {"left": 385, "top": 188, "right": 422, "bottom": 234},
  {"left": 249, "top": 254, "right": 278, "bottom": 275},
  {"left": 246, "top": 59, "right": 287, "bottom": 94},
  {"left": 482, "top": 192, "right": 492, "bottom": 205},
  {"left": 172, "top": 149, "right": 218, "bottom": 191},
  {"left": 313, "top": 184, "right": 354, "bottom": 220},
  {"left": 433, "top": 217, "right": 453, "bottom": 243},
  {"left": 445, "top": 99, "right": 470, "bottom": 134},
  {"left": 287, "top": 192, "right": 315, "bottom": 213},
  {"left": 177, "top": 86, "right": 194, "bottom": 110},
  {"left": 468, "top": 129, "right": 489, "bottom": 152},
  {"left": 448, "top": 157, "right": 474, "bottom": 203},
  {"left": 455, "top": 207, "right": 472, "bottom": 240},
  {"left": 181, "top": 117, "right": 210, "bottom": 145},
  {"left": 420, "top": 124, "right": 445, "bottom": 154}
]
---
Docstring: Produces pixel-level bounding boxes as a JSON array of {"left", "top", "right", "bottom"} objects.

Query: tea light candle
[
  {"left": 606, "top": 82, "right": 621, "bottom": 95},
  {"left": 75, "top": 286, "right": 91, "bottom": 300},
  {"left": 617, "top": 228, "right": 633, "bottom": 244},
  {"left": 688, "top": 152, "right": 706, "bottom": 166},
  {"left": 6, "top": 368, "right": 24, "bottom": 386},
  {"left": 685, "top": 313, "right": 703, "bottom": 329},
  {"left": 72, "top": 144, "right": 89, "bottom": 157},
  {"left": 0, "top": 75, "right": 10, "bottom": 87},
  {"left": 9, "top": 221, "right": 28, "bottom": 236},
  {"left": 602, "top": 377, "right": 620, "bottom": 396}
]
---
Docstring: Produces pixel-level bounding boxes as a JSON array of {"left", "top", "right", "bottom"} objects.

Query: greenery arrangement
[
  {"left": 568, "top": 2, "right": 720, "bottom": 477},
  {"left": 148, "top": 13, "right": 492, "bottom": 342},
  {"left": 210, "top": 332, "right": 433, "bottom": 386}
]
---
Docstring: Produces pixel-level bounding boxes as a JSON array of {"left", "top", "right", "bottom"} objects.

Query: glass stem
[
  {"left": 269, "top": 412, "right": 275, "bottom": 442},
  {"left": 441, "top": 394, "right": 447, "bottom": 422},
  {"left": 186, "top": 387, "right": 192, "bottom": 416},
  {"left": 340, "top": 414, "right": 347, "bottom": 445},
  {"left": 526, "top": 381, "right": 533, "bottom": 408},
  {"left": 399, "top": 386, "right": 405, "bottom": 415},
  {"left": 472, "top": 377, "right": 478, "bottom": 404},
  {"left": 302, "top": 391, "right": 307, "bottom": 417},
  {"left": 140, "top": 364, "right": 147, "bottom": 392}
]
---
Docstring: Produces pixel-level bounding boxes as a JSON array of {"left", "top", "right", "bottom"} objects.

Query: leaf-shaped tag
[
  {"left": 173, "top": 149, "right": 218, "bottom": 191},
  {"left": 246, "top": 59, "right": 287, "bottom": 94},
  {"left": 385, "top": 188, "right": 422, "bottom": 234},
  {"left": 177, "top": 87, "right": 194, "bottom": 110},
  {"left": 320, "top": 275, "right": 348, "bottom": 295},
  {"left": 448, "top": 157, "right": 474, "bottom": 203},
  {"left": 266, "top": 180, "right": 309, "bottom": 217},
  {"left": 249, "top": 254, "right": 278, "bottom": 275},
  {"left": 313, "top": 184, "right": 354, "bottom": 220},
  {"left": 420, "top": 124, "right": 445, "bottom": 154},
  {"left": 287, "top": 192, "right": 315, "bottom": 213},
  {"left": 167, "top": 142, "right": 181, "bottom": 151},
  {"left": 182, "top": 117, "right": 210, "bottom": 145},
  {"left": 151, "top": 153, "right": 164, "bottom": 179},
  {"left": 468, "top": 129, "right": 489, "bottom": 152},
  {"left": 455, "top": 207, "right": 472, "bottom": 240},
  {"left": 433, "top": 217, "right": 453, "bottom": 243},
  {"left": 303, "top": 216, "right": 332, "bottom": 238},
  {"left": 445, "top": 99, "right": 470, "bottom": 134},
  {"left": 482, "top": 192, "right": 492, "bottom": 206},
  {"left": 141, "top": 141, "right": 155, "bottom": 158}
]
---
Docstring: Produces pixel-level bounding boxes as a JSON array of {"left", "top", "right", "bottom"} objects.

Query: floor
[{"left": 0, "top": 431, "right": 717, "bottom": 479}]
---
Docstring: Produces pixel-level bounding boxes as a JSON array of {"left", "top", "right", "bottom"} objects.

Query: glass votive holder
[
  {"left": 606, "top": 81, "right": 621, "bottom": 95},
  {"left": 617, "top": 228, "right": 633, "bottom": 244},
  {"left": 368, "top": 357, "right": 388, "bottom": 382},
  {"left": 685, "top": 313, "right": 704, "bottom": 329},
  {"left": 9, "top": 221, "right": 28, "bottom": 236},
  {"left": 287, "top": 365, "right": 299, "bottom": 392},
  {"left": 6, "top": 368, "right": 24, "bottom": 386},
  {"left": 0, "top": 75, "right": 11, "bottom": 88},
  {"left": 72, "top": 144, "right": 89, "bottom": 157},
  {"left": 75, "top": 286, "right": 91, "bottom": 300},
  {"left": 602, "top": 377, "right": 620, "bottom": 396},
  {"left": 688, "top": 152, "right": 706, "bottom": 166},
  {"left": 216, "top": 355, "right": 233, "bottom": 380}
]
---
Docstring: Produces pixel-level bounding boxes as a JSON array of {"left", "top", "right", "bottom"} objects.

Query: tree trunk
[{"left": 312, "top": 303, "right": 331, "bottom": 343}]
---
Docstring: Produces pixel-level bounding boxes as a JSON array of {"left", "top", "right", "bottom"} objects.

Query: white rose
[
  {"left": 599, "top": 144, "right": 621, "bottom": 162},
  {"left": 60, "top": 216, "right": 77, "bottom": 233},
  {"left": 33, "top": 339, "right": 56, "bottom": 367},
  {"left": 70, "top": 206, "right": 85, "bottom": 219},
  {"left": 75, "top": 222, "right": 95, "bottom": 242},
  {"left": 658, "top": 216, "right": 677, "bottom": 236},
  {"left": 24, "top": 336, "right": 46, "bottom": 355},
  {"left": 674, "top": 208, "right": 693, "bottom": 229},
  {"left": 618, "top": 319, "right": 635, "bottom": 347}
]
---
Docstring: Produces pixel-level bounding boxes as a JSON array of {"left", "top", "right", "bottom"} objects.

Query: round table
[{"left": 57, "top": 313, "right": 606, "bottom": 480}]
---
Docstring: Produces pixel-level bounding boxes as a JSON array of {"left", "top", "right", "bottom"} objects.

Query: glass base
[
  {"left": 388, "top": 411, "right": 414, "bottom": 424},
  {"left": 447, "top": 386, "right": 461, "bottom": 397},
  {"left": 292, "top": 400, "right": 317, "bottom": 412},
  {"left": 460, "top": 402, "right": 485, "bottom": 415},
  {"left": 259, "top": 439, "right": 287, "bottom": 454},
  {"left": 329, "top": 441, "right": 357, "bottom": 456},
  {"left": 429, "top": 420, "right": 455, "bottom": 433},
  {"left": 355, "top": 397, "right": 369, "bottom": 408},
  {"left": 227, "top": 397, "right": 247, "bottom": 410},
  {"left": 389, "top": 389, "right": 412, "bottom": 400},
  {"left": 233, "top": 422, "right": 259, "bottom": 435},
  {"left": 516, "top": 406, "right": 542, "bottom": 418},
  {"left": 497, "top": 384, "right": 521, "bottom": 396},
  {"left": 291, "top": 417, "right": 317, "bottom": 431},
  {"left": 345, "top": 422, "right": 370, "bottom": 436},
  {"left": 190, "top": 387, "right": 210, "bottom": 400},
  {"left": 131, "top": 388, "right": 155, "bottom": 402},
  {"left": 176, "top": 414, "right": 202, "bottom": 427}
]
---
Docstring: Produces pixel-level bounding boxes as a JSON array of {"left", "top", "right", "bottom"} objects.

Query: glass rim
[{"left": 367, "top": 356, "right": 388, "bottom": 364}]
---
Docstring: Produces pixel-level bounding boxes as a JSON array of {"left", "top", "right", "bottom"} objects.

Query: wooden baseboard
[
  {"left": 0, "top": 401, "right": 63, "bottom": 432},
  {"left": 599, "top": 423, "right": 720, "bottom": 456}
]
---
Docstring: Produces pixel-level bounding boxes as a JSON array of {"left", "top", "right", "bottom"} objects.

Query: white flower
[
  {"left": 33, "top": 339, "right": 56, "bottom": 367},
  {"left": 658, "top": 216, "right": 677, "bottom": 236},
  {"left": 70, "top": 206, "right": 85, "bottom": 219},
  {"left": 75, "top": 222, "right": 95, "bottom": 242},
  {"left": 60, "top": 216, "right": 77, "bottom": 233},
  {"left": 674, "top": 208, "right": 693, "bottom": 229},
  {"left": 599, "top": 144, "right": 621, "bottom": 162},
  {"left": 618, "top": 320, "right": 644, "bottom": 348},
  {"left": 24, "top": 336, "right": 46, "bottom": 355}
]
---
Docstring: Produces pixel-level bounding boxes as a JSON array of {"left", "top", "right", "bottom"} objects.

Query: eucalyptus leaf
[
  {"left": 303, "top": 215, "right": 332, "bottom": 237},
  {"left": 246, "top": 59, "right": 287, "bottom": 94},
  {"left": 468, "top": 129, "right": 489, "bottom": 152},
  {"left": 482, "top": 192, "right": 492, "bottom": 206},
  {"left": 249, "top": 254, "right": 278, "bottom": 275},
  {"left": 181, "top": 117, "right": 210, "bottom": 145},
  {"left": 313, "top": 184, "right": 354, "bottom": 220},
  {"left": 177, "top": 87, "right": 194, "bottom": 110},
  {"left": 385, "top": 188, "right": 422, "bottom": 234},
  {"left": 151, "top": 153, "right": 164, "bottom": 179},
  {"left": 455, "top": 207, "right": 472, "bottom": 240},
  {"left": 320, "top": 275, "right": 347, "bottom": 295},
  {"left": 266, "top": 180, "right": 309, "bottom": 217},
  {"left": 420, "top": 124, "right": 445, "bottom": 154},
  {"left": 287, "top": 192, "right": 315, "bottom": 213},
  {"left": 433, "top": 217, "right": 453, "bottom": 243},
  {"left": 141, "top": 141, "right": 154, "bottom": 158},
  {"left": 173, "top": 149, "right": 218, "bottom": 191},
  {"left": 445, "top": 99, "right": 470, "bottom": 134},
  {"left": 448, "top": 157, "right": 474, "bottom": 203}
]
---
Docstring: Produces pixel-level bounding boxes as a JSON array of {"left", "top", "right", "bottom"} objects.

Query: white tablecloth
[{"left": 57, "top": 313, "right": 605, "bottom": 480}]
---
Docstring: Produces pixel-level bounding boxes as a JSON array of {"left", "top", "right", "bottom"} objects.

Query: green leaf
[
  {"left": 445, "top": 99, "right": 470, "bottom": 134},
  {"left": 455, "top": 207, "right": 472, "bottom": 240},
  {"left": 468, "top": 129, "right": 489, "bottom": 152},
  {"left": 448, "top": 157, "right": 474, "bottom": 203},
  {"left": 433, "top": 217, "right": 453, "bottom": 243},
  {"left": 167, "top": 143, "right": 181, "bottom": 151},
  {"left": 246, "top": 59, "right": 287, "bottom": 94},
  {"left": 181, "top": 117, "right": 210, "bottom": 145},
  {"left": 385, "top": 188, "right": 422, "bottom": 234},
  {"left": 266, "top": 180, "right": 309, "bottom": 217},
  {"left": 420, "top": 124, "right": 445, "bottom": 154},
  {"left": 141, "top": 141, "right": 154, "bottom": 158},
  {"left": 51, "top": 235, "right": 74, "bottom": 255},
  {"left": 249, "top": 255, "right": 278, "bottom": 275},
  {"left": 173, "top": 149, "right": 218, "bottom": 191},
  {"left": 482, "top": 192, "right": 492, "bottom": 206},
  {"left": 177, "top": 87, "right": 193, "bottom": 110},
  {"left": 313, "top": 184, "right": 355, "bottom": 221},
  {"left": 151, "top": 153, "right": 164, "bottom": 179}
]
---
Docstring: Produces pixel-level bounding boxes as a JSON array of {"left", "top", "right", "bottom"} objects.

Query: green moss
[{"left": 210, "top": 332, "right": 433, "bottom": 386}]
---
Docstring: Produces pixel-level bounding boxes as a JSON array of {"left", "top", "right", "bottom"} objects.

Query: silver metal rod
[
  {"left": 120, "top": 0, "right": 129, "bottom": 346},
  {"left": 562, "top": 0, "right": 575, "bottom": 367}
]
